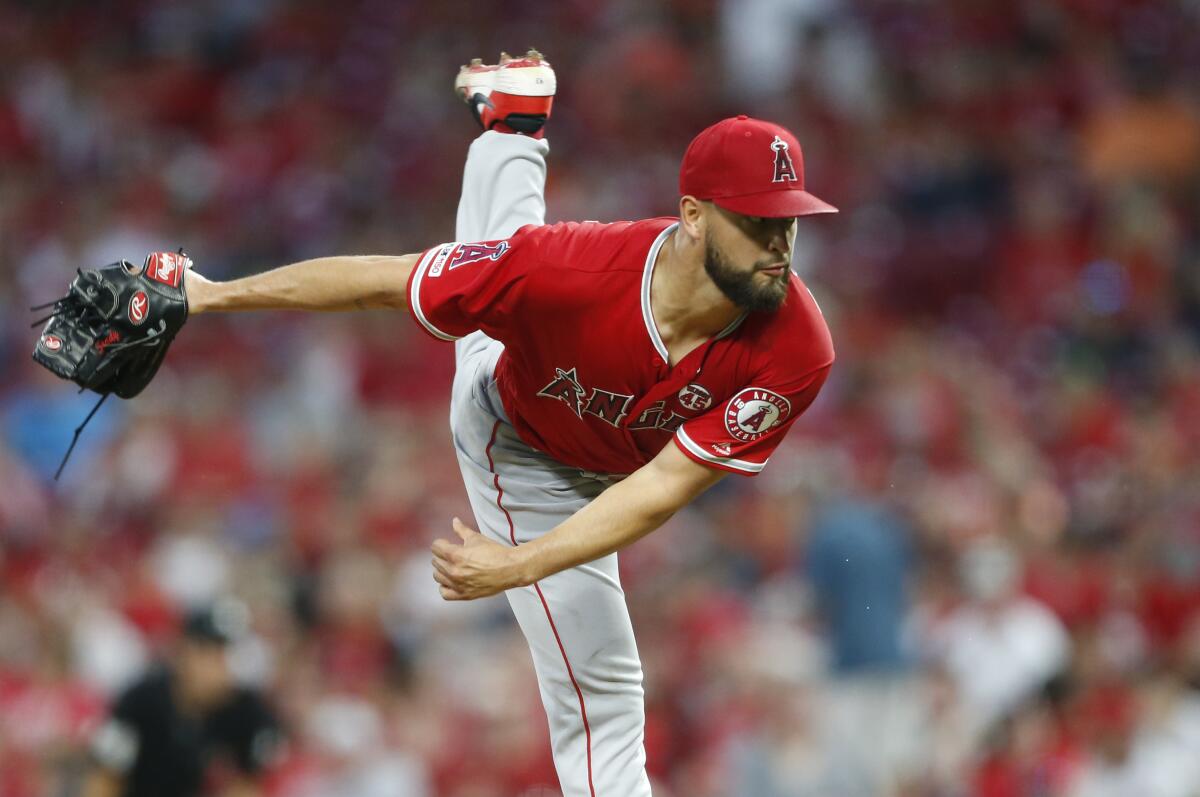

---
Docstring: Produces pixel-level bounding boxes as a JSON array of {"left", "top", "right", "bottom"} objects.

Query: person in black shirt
[{"left": 84, "top": 601, "right": 283, "bottom": 797}]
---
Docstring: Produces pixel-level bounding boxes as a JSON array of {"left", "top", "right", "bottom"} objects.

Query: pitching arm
[
  {"left": 431, "top": 443, "right": 726, "bottom": 599},
  {"left": 186, "top": 254, "right": 421, "bottom": 314}
]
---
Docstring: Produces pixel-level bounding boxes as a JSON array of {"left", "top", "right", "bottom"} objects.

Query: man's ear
[{"left": 678, "top": 196, "right": 708, "bottom": 242}]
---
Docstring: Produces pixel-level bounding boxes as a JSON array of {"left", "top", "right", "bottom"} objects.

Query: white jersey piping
[
  {"left": 675, "top": 427, "right": 765, "bottom": 473},
  {"left": 408, "top": 244, "right": 461, "bottom": 341},
  {"left": 640, "top": 223, "right": 748, "bottom": 364}
]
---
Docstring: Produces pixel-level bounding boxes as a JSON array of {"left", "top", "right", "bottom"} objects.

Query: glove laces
[{"left": 53, "top": 393, "right": 109, "bottom": 481}]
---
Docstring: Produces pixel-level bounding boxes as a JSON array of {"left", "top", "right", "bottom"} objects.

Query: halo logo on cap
[{"left": 770, "top": 136, "right": 798, "bottom": 184}]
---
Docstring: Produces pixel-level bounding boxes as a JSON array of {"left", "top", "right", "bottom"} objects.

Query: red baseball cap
[{"left": 679, "top": 115, "right": 838, "bottom": 218}]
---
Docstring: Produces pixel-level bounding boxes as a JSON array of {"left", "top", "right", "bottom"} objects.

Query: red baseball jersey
[{"left": 406, "top": 218, "right": 834, "bottom": 476}]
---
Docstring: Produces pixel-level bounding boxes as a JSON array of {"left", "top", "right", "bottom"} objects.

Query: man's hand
[
  {"left": 431, "top": 518, "right": 529, "bottom": 600},
  {"left": 430, "top": 446, "right": 724, "bottom": 601}
]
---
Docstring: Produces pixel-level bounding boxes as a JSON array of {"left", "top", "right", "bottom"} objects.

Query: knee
[{"left": 576, "top": 657, "right": 644, "bottom": 700}]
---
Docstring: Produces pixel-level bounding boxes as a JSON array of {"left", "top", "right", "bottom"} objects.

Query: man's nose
[{"left": 767, "top": 229, "right": 790, "bottom": 258}]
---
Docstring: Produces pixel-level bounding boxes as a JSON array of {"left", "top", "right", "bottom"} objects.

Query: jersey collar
[{"left": 640, "top": 222, "right": 747, "bottom": 365}]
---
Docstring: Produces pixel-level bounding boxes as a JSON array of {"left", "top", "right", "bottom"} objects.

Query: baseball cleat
[
  {"left": 454, "top": 56, "right": 502, "bottom": 103},
  {"left": 455, "top": 49, "right": 556, "bottom": 136}
]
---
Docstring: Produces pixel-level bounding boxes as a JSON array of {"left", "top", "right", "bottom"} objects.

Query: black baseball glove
[{"left": 31, "top": 251, "right": 190, "bottom": 476}]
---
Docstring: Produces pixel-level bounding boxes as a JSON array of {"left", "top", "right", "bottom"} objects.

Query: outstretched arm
[
  {"left": 186, "top": 254, "right": 421, "bottom": 314},
  {"left": 431, "top": 443, "right": 725, "bottom": 599}
]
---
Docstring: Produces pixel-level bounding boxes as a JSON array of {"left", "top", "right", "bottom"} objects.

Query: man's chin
[
  {"left": 704, "top": 241, "right": 788, "bottom": 313},
  {"left": 750, "top": 275, "right": 788, "bottom": 312},
  {"left": 738, "top": 287, "right": 787, "bottom": 313},
  {"left": 757, "top": 295, "right": 787, "bottom": 313}
]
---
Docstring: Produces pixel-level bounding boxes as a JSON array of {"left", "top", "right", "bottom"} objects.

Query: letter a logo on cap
[{"left": 770, "top": 135, "right": 798, "bottom": 184}]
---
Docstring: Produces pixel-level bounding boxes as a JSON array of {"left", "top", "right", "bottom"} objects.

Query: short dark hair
[{"left": 181, "top": 599, "right": 249, "bottom": 647}]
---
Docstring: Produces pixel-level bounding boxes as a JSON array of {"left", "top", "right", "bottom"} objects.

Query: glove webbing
[{"left": 30, "top": 270, "right": 108, "bottom": 330}]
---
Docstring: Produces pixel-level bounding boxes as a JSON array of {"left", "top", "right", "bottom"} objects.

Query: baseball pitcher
[{"left": 34, "top": 50, "right": 837, "bottom": 797}]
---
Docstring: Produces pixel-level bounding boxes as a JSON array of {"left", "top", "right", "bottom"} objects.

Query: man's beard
[{"left": 703, "top": 234, "right": 789, "bottom": 313}]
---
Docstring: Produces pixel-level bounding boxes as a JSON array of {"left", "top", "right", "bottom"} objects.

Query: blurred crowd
[{"left": 2, "top": 0, "right": 1200, "bottom": 795}]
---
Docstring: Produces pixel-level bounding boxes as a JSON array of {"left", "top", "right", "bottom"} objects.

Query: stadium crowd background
[{"left": 2, "top": 0, "right": 1200, "bottom": 795}]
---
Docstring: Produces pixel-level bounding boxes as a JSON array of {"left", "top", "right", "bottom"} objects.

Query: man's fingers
[
  {"left": 431, "top": 556, "right": 454, "bottom": 579},
  {"left": 451, "top": 516, "right": 477, "bottom": 541},
  {"left": 431, "top": 539, "right": 459, "bottom": 560},
  {"left": 432, "top": 518, "right": 496, "bottom": 603}
]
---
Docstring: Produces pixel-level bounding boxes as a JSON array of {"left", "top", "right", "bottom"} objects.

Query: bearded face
[{"left": 703, "top": 230, "right": 790, "bottom": 313}]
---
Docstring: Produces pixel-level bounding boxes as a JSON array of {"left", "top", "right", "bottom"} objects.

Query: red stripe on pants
[{"left": 486, "top": 420, "right": 597, "bottom": 796}]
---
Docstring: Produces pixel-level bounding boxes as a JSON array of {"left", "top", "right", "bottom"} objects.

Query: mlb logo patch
[
  {"left": 145, "top": 252, "right": 189, "bottom": 288},
  {"left": 724, "top": 388, "right": 791, "bottom": 442}
]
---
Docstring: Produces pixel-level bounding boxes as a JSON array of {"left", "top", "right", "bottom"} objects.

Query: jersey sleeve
[
  {"left": 673, "top": 364, "right": 830, "bottom": 476},
  {"left": 406, "top": 224, "right": 545, "bottom": 341}
]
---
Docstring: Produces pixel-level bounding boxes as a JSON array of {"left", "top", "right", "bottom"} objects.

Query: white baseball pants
[{"left": 448, "top": 131, "right": 652, "bottom": 797}]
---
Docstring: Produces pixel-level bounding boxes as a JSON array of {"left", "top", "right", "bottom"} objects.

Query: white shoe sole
[
  {"left": 493, "top": 64, "right": 556, "bottom": 97},
  {"left": 455, "top": 69, "right": 494, "bottom": 98}
]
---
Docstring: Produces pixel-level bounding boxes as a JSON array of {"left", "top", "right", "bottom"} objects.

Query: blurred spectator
[
  {"left": 1080, "top": 63, "right": 1200, "bottom": 188},
  {"left": 806, "top": 493, "right": 912, "bottom": 673},
  {"left": 930, "top": 541, "right": 1070, "bottom": 739},
  {"left": 294, "top": 695, "right": 431, "bottom": 797},
  {"left": 1066, "top": 676, "right": 1200, "bottom": 797},
  {"left": 805, "top": 492, "right": 926, "bottom": 794},
  {"left": 84, "top": 602, "right": 282, "bottom": 797}
]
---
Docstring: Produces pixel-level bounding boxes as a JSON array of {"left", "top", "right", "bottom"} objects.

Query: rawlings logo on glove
[
  {"left": 30, "top": 251, "right": 191, "bottom": 477},
  {"left": 128, "top": 291, "right": 149, "bottom": 325},
  {"left": 145, "top": 251, "right": 186, "bottom": 287}
]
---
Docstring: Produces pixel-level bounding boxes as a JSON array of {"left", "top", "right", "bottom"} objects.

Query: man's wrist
[
  {"left": 509, "top": 542, "right": 542, "bottom": 588},
  {"left": 185, "top": 274, "right": 219, "bottom": 314}
]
